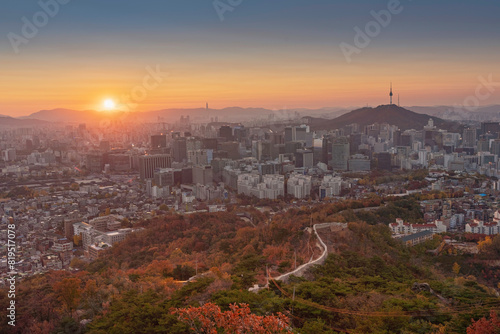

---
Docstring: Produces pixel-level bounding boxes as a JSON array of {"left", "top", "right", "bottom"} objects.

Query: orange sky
[
  {"left": 1, "top": 0, "right": 499, "bottom": 117},
  {"left": 2, "top": 47, "right": 498, "bottom": 117}
]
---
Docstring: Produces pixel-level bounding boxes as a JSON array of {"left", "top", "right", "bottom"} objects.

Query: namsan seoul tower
[{"left": 390, "top": 82, "right": 393, "bottom": 105}]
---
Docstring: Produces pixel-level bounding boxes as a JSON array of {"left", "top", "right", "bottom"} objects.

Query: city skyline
[{"left": 1, "top": 0, "right": 499, "bottom": 116}]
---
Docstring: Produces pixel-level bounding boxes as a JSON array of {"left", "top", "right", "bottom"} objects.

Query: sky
[{"left": 0, "top": 0, "right": 499, "bottom": 117}]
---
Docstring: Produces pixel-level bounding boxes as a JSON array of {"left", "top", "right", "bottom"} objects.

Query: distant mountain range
[
  {"left": 2, "top": 104, "right": 499, "bottom": 128},
  {"left": 304, "top": 104, "right": 461, "bottom": 131},
  {"left": 406, "top": 105, "right": 500, "bottom": 122},
  {"left": 0, "top": 115, "right": 49, "bottom": 128},
  {"left": 19, "top": 108, "right": 105, "bottom": 123},
  {"left": 20, "top": 107, "right": 349, "bottom": 124}
]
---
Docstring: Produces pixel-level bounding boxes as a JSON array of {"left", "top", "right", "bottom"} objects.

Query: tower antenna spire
[{"left": 390, "top": 82, "right": 393, "bottom": 105}]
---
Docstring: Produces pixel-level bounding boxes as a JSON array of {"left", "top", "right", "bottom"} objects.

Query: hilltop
[{"left": 305, "top": 104, "right": 461, "bottom": 131}]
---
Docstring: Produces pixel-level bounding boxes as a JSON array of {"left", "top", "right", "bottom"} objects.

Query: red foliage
[
  {"left": 467, "top": 311, "right": 500, "bottom": 334},
  {"left": 172, "top": 302, "right": 292, "bottom": 333}
]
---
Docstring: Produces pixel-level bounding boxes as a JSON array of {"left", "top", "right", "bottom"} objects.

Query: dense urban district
[{"left": 2, "top": 104, "right": 500, "bottom": 333}]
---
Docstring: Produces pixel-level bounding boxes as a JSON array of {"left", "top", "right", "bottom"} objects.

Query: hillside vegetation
[{"left": 1, "top": 198, "right": 499, "bottom": 333}]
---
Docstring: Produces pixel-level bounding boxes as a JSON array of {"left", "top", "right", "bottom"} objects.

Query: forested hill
[
  {"left": 305, "top": 104, "right": 461, "bottom": 132},
  {"left": 2, "top": 197, "right": 500, "bottom": 333}
]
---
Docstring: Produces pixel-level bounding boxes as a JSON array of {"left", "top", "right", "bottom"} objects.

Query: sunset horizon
[{"left": 1, "top": 0, "right": 499, "bottom": 117}]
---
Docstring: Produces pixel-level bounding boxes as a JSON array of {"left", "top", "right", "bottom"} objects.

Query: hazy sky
[{"left": 1, "top": 0, "right": 499, "bottom": 116}]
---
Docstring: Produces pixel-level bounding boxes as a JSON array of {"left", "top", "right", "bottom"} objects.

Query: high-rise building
[
  {"left": 154, "top": 168, "right": 175, "bottom": 187},
  {"left": 139, "top": 154, "right": 172, "bottom": 180},
  {"left": 2, "top": 148, "right": 16, "bottom": 162},
  {"left": 188, "top": 149, "right": 212, "bottom": 165},
  {"left": 234, "top": 126, "right": 248, "bottom": 142},
  {"left": 393, "top": 130, "right": 402, "bottom": 147},
  {"left": 294, "top": 149, "right": 314, "bottom": 168},
  {"left": 349, "top": 133, "right": 362, "bottom": 155},
  {"left": 107, "top": 153, "right": 131, "bottom": 172},
  {"left": 322, "top": 136, "right": 331, "bottom": 164},
  {"left": 418, "top": 149, "right": 428, "bottom": 167},
  {"left": 254, "top": 141, "right": 273, "bottom": 161},
  {"left": 151, "top": 134, "right": 167, "bottom": 149},
  {"left": 330, "top": 137, "right": 350, "bottom": 170},
  {"left": 193, "top": 165, "right": 213, "bottom": 185},
  {"left": 86, "top": 151, "right": 104, "bottom": 173},
  {"left": 219, "top": 126, "right": 233, "bottom": 141},
  {"left": 267, "top": 133, "right": 284, "bottom": 145},
  {"left": 172, "top": 138, "right": 187, "bottom": 162},
  {"left": 284, "top": 127, "right": 294, "bottom": 143},
  {"left": 481, "top": 122, "right": 500, "bottom": 138},
  {"left": 348, "top": 154, "right": 371, "bottom": 171},
  {"left": 186, "top": 137, "right": 203, "bottom": 151},
  {"left": 218, "top": 141, "right": 240, "bottom": 160},
  {"left": 490, "top": 139, "right": 500, "bottom": 156},
  {"left": 181, "top": 167, "right": 193, "bottom": 184},
  {"left": 285, "top": 141, "right": 303, "bottom": 154},
  {"left": 462, "top": 128, "right": 477, "bottom": 148},
  {"left": 284, "top": 125, "right": 312, "bottom": 146},
  {"left": 400, "top": 134, "right": 412, "bottom": 147},
  {"left": 376, "top": 152, "right": 392, "bottom": 171},
  {"left": 478, "top": 139, "right": 490, "bottom": 152},
  {"left": 211, "top": 158, "right": 232, "bottom": 182},
  {"left": 202, "top": 138, "right": 218, "bottom": 150}
]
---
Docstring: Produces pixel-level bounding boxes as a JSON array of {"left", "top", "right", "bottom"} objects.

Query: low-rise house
[
  {"left": 390, "top": 218, "right": 447, "bottom": 235},
  {"left": 399, "top": 230, "right": 434, "bottom": 247}
]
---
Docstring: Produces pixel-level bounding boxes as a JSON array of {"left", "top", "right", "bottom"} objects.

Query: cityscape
[{"left": 1, "top": 1, "right": 500, "bottom": 333}]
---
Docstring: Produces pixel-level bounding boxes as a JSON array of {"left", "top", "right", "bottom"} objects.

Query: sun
[{"left": 103, "top": 98, "right": 116, "bottom": 110}]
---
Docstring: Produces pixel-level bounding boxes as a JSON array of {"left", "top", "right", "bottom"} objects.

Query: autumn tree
[
  {"left": 467, "top": 311, "right": 500, "bottom": 333},
  {"left": 453, "top": 262, "right": 461, "bottom": 276},
  {"left": 478, "top": 236, "right": 493, "bottom": 252},
  {"left": 53, "top": 278, "right": 82, "bottom": 316},
  {"left": 69, "top": 257, "right": 86, "bottom": 270},
  {"left": 73, "top": 234, "right": 82, "bottom": 247},
  {"left": 81, "top": 279, "right": 105, "bottom": 318},
  {"left": 172, "top": 303, "right": 292, "bottom": 334}
]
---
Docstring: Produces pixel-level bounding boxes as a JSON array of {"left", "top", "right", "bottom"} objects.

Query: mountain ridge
[
  {"left": 0, "top": 115, "right": 50, "bottom": 128},
  {"left": 305, "top": 104, "right": 461, "bottom": 131},
  {"left": 6, "top": 104, "right": 500, "bottom": 126}
]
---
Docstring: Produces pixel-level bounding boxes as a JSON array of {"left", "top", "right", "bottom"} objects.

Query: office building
[
  {"left": 348, "top": 154, "right": 371, "bottom": 171},
  {"left": 330, "top": 137, "right": 350, "bottom": 170},
  {"left": 462, "top": 128, "right": 477, "bottom": 148},
  {"left": 295, "top": 149, "right": 314, "bottom": 168},
  {"left": 172, "top": 138, "right": 187, "bottom": 162},
  {"left": 219, "top": 126, "right": 233, "bottom": 141},
  {"left": 151, "top": 134, "right": 167, "bottom": 149},
  {"left": 377, "top": 152, "right": 392, "bottom": 171},
  {"left": 193, "top": 165, "right": 213, "bottom": 185},
  {"left": 154, "top": 168, "right": 175, "bottom": 187},
  {"left": 139, "top": 154, "right": 172, "bottom": 180}
]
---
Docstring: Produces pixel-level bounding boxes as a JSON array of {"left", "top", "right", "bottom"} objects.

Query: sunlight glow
[{"left": 103, "top": 99, "right": 116, "bottom": 110}]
